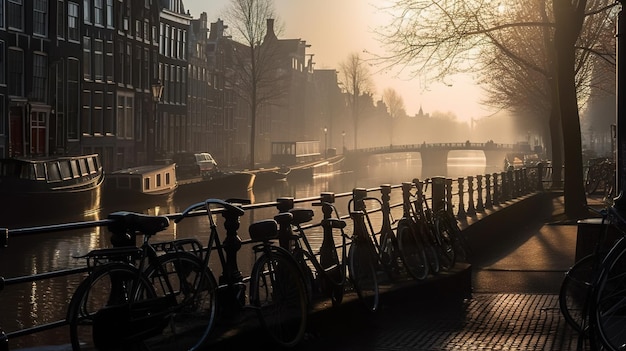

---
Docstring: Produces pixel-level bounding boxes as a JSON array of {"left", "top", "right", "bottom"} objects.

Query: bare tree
[
  {"left": 339, "top": 53, "right": 374, "bottom": 149},
  {"left": 376, "top": 0, "right": 616, "bottom": 218},
  {"left": 382, "top": 87, "right": 406, "bottom": 144},
  {"left": 225, "top": 0, "right": 289, "bottom": 169}
]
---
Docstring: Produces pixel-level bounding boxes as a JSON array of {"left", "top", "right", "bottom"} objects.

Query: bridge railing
[
  {"left": 345, "top": 142, "right": 517, "bottom": 154},
  {"left": 0, "top": 169, "right": 544, "bottom": 349}
]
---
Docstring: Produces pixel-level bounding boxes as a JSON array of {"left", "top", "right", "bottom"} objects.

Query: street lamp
[
  {"left": 342, "top": 130, "right": 346, "bottom": 153},
  {"left": 151, "top": 80, "right": 164, "bottom": 163},
  {"left": 323, "top": 126, "right": 328, "bottom": 159}
]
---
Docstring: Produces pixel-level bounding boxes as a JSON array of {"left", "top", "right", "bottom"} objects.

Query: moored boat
[
  {"left": 288, "top": 155, "right": 345, "bottom": 181},
  {"left": 175, "top": 171, "right": 256, "bottom": 201},
  {"left": 104, "top": 164, "right": 178, "bottom": 203},
  {"left": 252, "top": 166, "right": 291, "bottom": 185},
  {"left": 0, "top": 154, "right": 104, "bottom": 196},
  {"left": 0, "top": 154, "right": 104, "bottom": 223}
]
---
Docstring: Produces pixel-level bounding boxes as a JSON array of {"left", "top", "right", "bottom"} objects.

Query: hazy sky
[{"left": 184, "top": 0, "right": 491, "bottom": 122}]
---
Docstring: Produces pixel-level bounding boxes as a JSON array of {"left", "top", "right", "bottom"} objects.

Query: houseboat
[
  {"left": 104, "top": 164, "right": 178, "bottom": 202},
  {"left": 0, "top": 154, "right": 104, "bottom": 196}
]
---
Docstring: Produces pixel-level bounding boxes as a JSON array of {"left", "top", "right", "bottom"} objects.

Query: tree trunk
[{"left": 553, "top": 0, "right": 588, "bottom": 219}]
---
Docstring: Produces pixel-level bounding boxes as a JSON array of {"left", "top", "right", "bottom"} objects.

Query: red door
[{"left": 9, "top": 107, "right": 23, "bottom": 157}]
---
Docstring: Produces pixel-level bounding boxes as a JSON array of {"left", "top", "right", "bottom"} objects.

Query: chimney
[{"left": 264, "top": 18, "right": 277, "bottom": 42}]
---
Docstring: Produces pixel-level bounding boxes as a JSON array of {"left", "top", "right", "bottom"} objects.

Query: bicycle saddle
[{"left": 107, "top": 211, "right": 170, "bottom": 236}]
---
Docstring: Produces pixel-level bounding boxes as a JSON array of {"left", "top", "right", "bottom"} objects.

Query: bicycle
[
  {"left": 346, "top": 188, "right": 384, "bottom": 312},
  {"left": 275, "top": 194, "right": 350, "bottom": 307},
  {"left": 397, "top": 182, "right": 430, "bottom": 280},
  {"left": 558, "top": 203, "right": 626, "bottom": 350},
  {"left": 412, "top": 179, "right": 456, "bottom": 272},
  {"left": 175, "top": 198, "right": 308, "bottom": 347},
  {"left": 67, "top": 211, "right": 217, "bottom": 351}
]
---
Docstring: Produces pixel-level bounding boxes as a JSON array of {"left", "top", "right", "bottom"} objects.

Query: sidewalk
[{"left": 210, "top": 192, "right": 598, "bottom": 350}]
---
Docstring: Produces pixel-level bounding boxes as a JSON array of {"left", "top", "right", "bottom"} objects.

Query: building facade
[{"left": 0, "top": 1, "right": 343, "bottom": 170}]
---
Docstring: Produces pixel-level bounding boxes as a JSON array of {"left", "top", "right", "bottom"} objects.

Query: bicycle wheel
[
  {"left": 591, "top": 242, "right": 626, "bottom": 350},
  {"left": 250, "top": 248, "right": 308, "bottom": 347},
  {"left": 397, "top": 223, "right": 428, "bottom": 280},
  {"left": 348, "top": 240, "right": 379, "bottom": 312},
  {"left": 144, "top": 251, "right": 218, "bottom": 351},
  {"left": 432, "top": 222, "right": 456, "bottom": 270},
  {"left": 67, "top": 262, "right": 159, "bottom": 351},
  {"left": 436, "top": 213, "right": 470, "bottom": 263},
  {"left": 292, "top": 247, "right": 317, "bottom": 306},
  {"left": 416, "top": 220, "right": 440, "bottom": 274},
  {"left": 559, "top": 254, "right": 594, "bottom": 335}
]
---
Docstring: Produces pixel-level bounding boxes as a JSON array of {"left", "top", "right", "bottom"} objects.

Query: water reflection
[{"left": 0, "top": 152, "right": 500, "bottom": 348}]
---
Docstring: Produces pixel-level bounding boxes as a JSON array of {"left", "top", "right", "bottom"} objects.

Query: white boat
[{"left": 105, "top": 164, "right": 178, "bottom": 201}]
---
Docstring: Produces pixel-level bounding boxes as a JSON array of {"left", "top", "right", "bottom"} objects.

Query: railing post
[
  {"left": 380, "top": 184, "right": 392, "bottom": 230},
  {"left": 499, "top": 171, "right": 506, "bottom": 203},
  {"left": 445, "top": 178, "right": 454, "bottom": 216},
  {"left": 431, "top": 176, "right": 446, "bottom": 213},
  {"left": 522, "top": 168, "right": 529, "bottom": 194},
  {"left": 476, "top": 174, "right": 485, "bottom": 212},
  {"left": 504, "top": 171, "right": 513, "bottom": 201},
  {"left": 492, "top": 172, "right": 500, "bottom": 206},
  {"left": 466, "top": 175, "right": 476, "bottom": 216},
  {"left": 352, "top": 188, "right": 368, "bottom": 211},
  {"left": 485, "top": 173, "right": 493, "bottom": 209},
  {"left": 276, "top": 197, "right": 295, "bottom": 249},
  {"left": 221, "top": 206, "right": 244, "bottom": 284},
  {"left": 513, "top": 169, "right": 521, "bottom": 198},
  {"left": 457, "top": 177, "right": 466, "bottom": 218},
  {"left": 1, "top": 228, "right": 6, "bottom": 248},
  {"left": 319, "top": 192, "right": 339, "bottom": 271},
  {"left": 537, "top": 162, "right": 544, "bottom": 191},
  {"left": 508, "top": 170, "right": 515, "bottom": 198}
]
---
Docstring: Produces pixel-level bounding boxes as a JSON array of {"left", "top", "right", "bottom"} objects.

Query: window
[
  {"left": 133, "top": 44, "right": 140, "bottom": 87},
  {"left": 0, "top": 0, "right": 6, "bottom": 29},
  {"left": 82, "top": 36, "right": 91, "bottom": 80},
  {"left": 105, "top": 0, "right": 112, "bottom": 28},
  {"left": 104, "top": 92, "right": 113, "bottom": 134},
  {"left": 56, "top": 0, "right": 65, "bottom": 39},
  {"left": 164, "top": 24, "right": 169, "bottom": 56},
  {"left": 81, "top": 90, "right": 90, "bottom": 134},
  {"left": 83, "top": 0, "right": 90, "bottom": 23},
  {"left": 7, "top": 48, "right": 23, "bottom": 96},
  {"left": 135, "top": 20, "right": 141, "bottom": 39},
  {"left": 67, "top": 2, "right": 79, "bottom": 41},
  {"left": 144, "top": 19, "right": 149, "bottom": 40},
  {"left": 94, "top": 39, "right": 103, "bottom": 81},
  {"left": 32, "top": 53, "right": 47, "bottom": 101},
  {"left": 125, "top": 43, "right": 131, "bottom": 85},
  {"left": 93, "top": 91, "right": 103, "bottom": 134},
  {"left": 94, "top": 0, "right": 102, "bottom": 25},
  {"left": 0, "top": 95, "right": 5, "bottom": 135},
  {"left": 0, "top": 41, "right": 5, "bottom": 85},
  {"left": 116, "top": 93, "right": 134, "bottom": 139},
  {"left": 67, "top": 58, "right": 79, "bottom": 139},
  {"left": 105, "top": 40, "right": 113, "bottom": 82},
  {"left": 33, "top": 0, "right": 48, "bottom": 37},
  {"left": 7, "top": 0, "right": 22, "bottom": 31}
]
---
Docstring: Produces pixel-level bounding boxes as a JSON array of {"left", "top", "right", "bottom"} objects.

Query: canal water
[{"left": 0, "top": 151, "right": 500, "bottom": 349}]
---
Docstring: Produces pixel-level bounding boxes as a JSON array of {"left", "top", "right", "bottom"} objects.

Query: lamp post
[
  {"left": 342, "top": 130, "right": 346, "bottom": 153},
  {"left": 323, "top": 126, "right": 328, "bottom": 159},
  {"left": 151, "top": 80, "right": 164, "bottom": 163}
]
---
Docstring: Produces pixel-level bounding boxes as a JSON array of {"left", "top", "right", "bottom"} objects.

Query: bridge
[{"left": 344, "top": 142, "right": 520, "bottom": 171}]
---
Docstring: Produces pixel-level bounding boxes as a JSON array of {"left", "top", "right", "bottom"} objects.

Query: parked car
[{"left": 172, "top": 152, "right": 218, "bottom": 179}]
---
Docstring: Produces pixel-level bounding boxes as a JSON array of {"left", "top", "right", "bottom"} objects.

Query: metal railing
[{"left": 0, "top": 166, "right": 545, "bottom": 350}]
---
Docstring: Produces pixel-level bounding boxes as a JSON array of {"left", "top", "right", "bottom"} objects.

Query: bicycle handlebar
[{"left": 175, "top": 198, "right": 246, "bottom": 223}]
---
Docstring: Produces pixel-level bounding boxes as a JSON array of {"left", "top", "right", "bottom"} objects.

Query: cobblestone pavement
[{"left": 367, "top": 293, "right": 587, "bottom": 351}]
